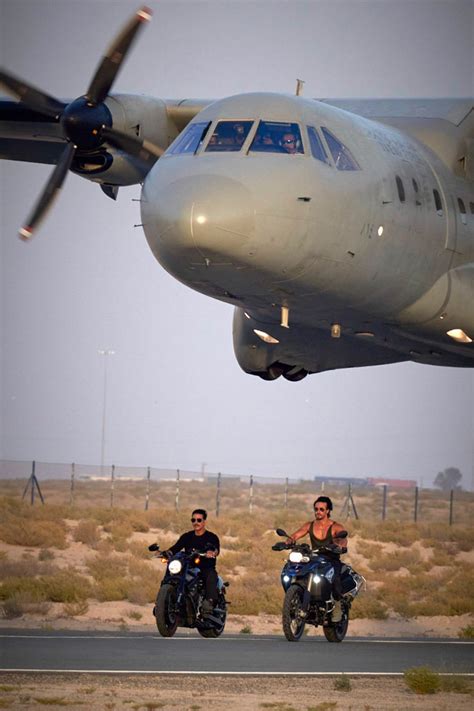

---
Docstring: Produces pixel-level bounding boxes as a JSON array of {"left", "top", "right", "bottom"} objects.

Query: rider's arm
[
  {"left": 286, "top": 521, "right": 311, "bottom": 544},
  {"left": 332, "top": 523, "right": 348, "bottom": 552},
  {"left": 167, "top": 533, "right": 188, "bottom": 556},
  {"left": 205, "top": 532, "right": 220, "bottom": 558}
]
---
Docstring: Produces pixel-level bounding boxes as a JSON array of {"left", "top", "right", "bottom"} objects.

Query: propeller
[{"left": 0, "top": 6, "right": 164, "bottom": 241}]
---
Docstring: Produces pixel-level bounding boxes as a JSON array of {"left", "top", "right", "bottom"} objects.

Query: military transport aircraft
[{"left": 1, "top": 6, "right": 473, "bottom": 381}]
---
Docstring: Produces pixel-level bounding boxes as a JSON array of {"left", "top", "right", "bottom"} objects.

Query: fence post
[
  {"left": 31, "top": 460, "right": 36, "bottom": 505},
  {"left": 449, "top": 488, "right": 454, "bottom": 526},
  {"left": 414, "top": 486, "right": 419, "bottom": 523},
  {"left": 70, "top": 462, "right": 75, "bottom": 506},
  {"left": 145, "top": 466, "right": 151, "bottom": 511},
  {"left": 382, "top": 484, "right": 387, "bottom": 521},
  {"left": 249, "top": 475, "right": 254, "bottom": 513},
  {"left": 110, "top": 464, "right": 115, "bottom": 508},
  {"left": 284, "top": 477, "right": 289, "bottom": 508},
  {"left": 175, "top": 469, "right": 180, "bottom": 512},
  {"left": 216, "top": 472, "right": 221, "bottom": 517}
]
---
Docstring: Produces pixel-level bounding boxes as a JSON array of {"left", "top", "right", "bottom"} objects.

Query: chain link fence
[{"left": 1, "top": 459, "right": 472, "bottom": 524}]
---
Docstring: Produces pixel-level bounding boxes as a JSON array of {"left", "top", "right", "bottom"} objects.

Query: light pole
[{"left": 98, "top": 349, "right": 115, "bottom": 473}]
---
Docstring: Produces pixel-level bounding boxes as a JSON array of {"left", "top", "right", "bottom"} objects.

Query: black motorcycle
[
  {"left": 272, "top": 528, "right": 365, "bottom": 643},
  {"left": 149, "top": 543, "right": 229, "bottom": 638}
]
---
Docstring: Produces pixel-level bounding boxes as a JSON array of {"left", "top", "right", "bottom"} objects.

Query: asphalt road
[{"left": 1, "top": 630, "right": 473, "bottom": 675}]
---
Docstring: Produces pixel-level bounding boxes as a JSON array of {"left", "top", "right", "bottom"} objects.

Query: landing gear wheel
[
  {"left": 323, "top": 605, "right": 349, "bottom": 642},
  {"left": 282, "top": 584, "right": 306, "bottom": 641},
  {"left": 155, "top": 584, "right": 178, "bottom": 637}
]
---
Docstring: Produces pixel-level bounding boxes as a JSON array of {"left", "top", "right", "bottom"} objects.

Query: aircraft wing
[
  {"left": 1, "top": 95, "right": 472, "bottom": 167},
  {"left": 0, "top": 96, "right": 212, "bottom": 166}
]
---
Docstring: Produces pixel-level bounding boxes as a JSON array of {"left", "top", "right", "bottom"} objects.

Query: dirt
[{"left": 0, "top": 672, "right": 472, "bottom": 710}]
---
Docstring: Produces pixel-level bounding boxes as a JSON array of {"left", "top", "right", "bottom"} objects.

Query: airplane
[{"left": 1, "top": 6, "right": 473, "bottom": 382}]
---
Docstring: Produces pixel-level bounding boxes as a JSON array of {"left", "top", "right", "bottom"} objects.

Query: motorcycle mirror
[
  {"left": 276, "top": 528, "right": 288, "bottom": 537},
  {"left": 337, "top": 530, "right": 348, "bottom": 538},
  {"left": 148, "top": 543, "right": 159, "bottom": 551}
]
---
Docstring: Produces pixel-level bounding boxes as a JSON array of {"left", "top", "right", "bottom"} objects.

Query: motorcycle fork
[{"left": 300, "top": 575, "right": 313, "bottom": 616}]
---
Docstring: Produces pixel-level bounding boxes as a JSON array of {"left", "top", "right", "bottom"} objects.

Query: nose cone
[{"left": 141, "top": 171, "right": 254, "bottom": 283}]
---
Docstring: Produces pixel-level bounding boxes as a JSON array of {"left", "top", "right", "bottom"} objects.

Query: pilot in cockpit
[{"left": 280, "top": 132, "right": 299, "bottom": 154}]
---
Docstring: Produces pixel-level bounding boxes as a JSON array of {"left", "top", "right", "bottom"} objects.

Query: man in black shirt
[{"left": 164, "top": 508, "right": 220, "bottom": 616}]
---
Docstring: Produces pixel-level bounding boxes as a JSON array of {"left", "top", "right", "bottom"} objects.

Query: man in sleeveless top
[{"left": 286, "top": 496, "right": 347, "bottom": 619}]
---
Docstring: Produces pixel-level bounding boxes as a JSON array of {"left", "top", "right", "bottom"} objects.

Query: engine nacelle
[{"left": 70, "top": 94, "right": 180, "bottom": 186}]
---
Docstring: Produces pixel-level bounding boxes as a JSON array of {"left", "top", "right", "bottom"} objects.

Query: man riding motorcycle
[
  {"left": 162, "top": 508, "right": 220, "bottom": 617},
  {"left": 286, "top": 496, "right": 347, "bottom": 621}
]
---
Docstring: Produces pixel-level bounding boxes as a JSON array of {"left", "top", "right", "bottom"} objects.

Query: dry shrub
[
  {"left": 73, "top": 520, "right": 101, "bottom": 547},
  {"left": 62, "top": 600, "right": 89, "bottom": 617},
  {"left": 228, "top": 573, "right": 282, "bottom": 615},
  {"left": 0, "top": 519, "right": 67, "bottom": 549},
  {"left": 370, "top": 548, "right": 421, "bottom": 572},
  {"left": 350, "top": 591, "right": 388, "bottom": 619},
  {"left": 38, "top": 549, "right": 55, "bottom": 561},
  {"left": 404, "top": 666, "right": 440, "bottom": 694},
  {"left": 41, "top": 568, "right": 92, "bottom": 602},
  {"left": 86, "top": 554, "right": 128, "bottom": 581},
  {"left": 1, "top": 591, "right": 51, "bottom": 618},
  {"left": 127, "top": 540, "right": 152, "bottom": 559},
  {"left": 0, "top": 557, "right": 44, "bottom": 578},
  {"left": 359, "top": 542, "right": 384, "bottom": 559},
  {"left": 94, "top": 577, "right": 128, "bottom": 601}
]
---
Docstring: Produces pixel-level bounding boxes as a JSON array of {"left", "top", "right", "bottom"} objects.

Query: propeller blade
[
  {"left": 101, "top": 125, "right": 164, "bottom": 167},
  {"left": 0, "top": 69, "right": 66, "bottom": 118},
  {"left": 19, "top": 142, "right": 76, "bottom": 241},
  {"left": 86, "top": 6, "right": 152, "bottom": 105}
]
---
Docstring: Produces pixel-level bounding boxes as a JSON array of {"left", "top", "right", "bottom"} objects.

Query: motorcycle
[
  {"left": 272, "top": 528, "right": 365, "bottom": 643},
  {"left": 148, "top": 543, "right": 229, "bottom": 638}
]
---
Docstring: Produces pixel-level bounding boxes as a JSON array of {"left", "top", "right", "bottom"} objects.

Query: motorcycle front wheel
[
  {"left": 282, "top": 584, "right": 306, "bottom": 641},
  {"left": 197, "top": 593, "right": 227, "bottom": 638},
  {"left": 155, "top": 584, "right": 178, "bottom": 637},
  {"left": 323, "top": 605, "right": 349, "bottom": 643}
]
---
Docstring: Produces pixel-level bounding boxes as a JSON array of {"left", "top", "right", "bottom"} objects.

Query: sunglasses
[
  {"left": 191, "top": 518, "right": 203, "bottom": 523},
  {"left": 282, "top": 139, "right": 296, "bottom": 144},
  {"left": 314, "top": 507, "right": 327, "bottom": 512}
]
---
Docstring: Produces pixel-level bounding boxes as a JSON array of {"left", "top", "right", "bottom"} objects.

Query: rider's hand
[
  {"left": 205, "top": 550, "right": 217, "bottom": 558},
  {"left": 285, "top": 537, "right": 295, "bottom": 546}
]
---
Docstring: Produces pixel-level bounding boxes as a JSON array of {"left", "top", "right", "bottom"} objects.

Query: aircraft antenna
[{"left": 296, "top": 79, "right": 305, "bottom": 96}]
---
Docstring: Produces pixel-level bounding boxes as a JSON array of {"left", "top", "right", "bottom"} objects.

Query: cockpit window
[
  {"left": 167, "top": 121, "right": 211, "bottom": 155},
  {"left": 321, "top": 127, "right": 360, "bottom": 170},
  {"left": 249, "top": 121, "right": 304, "bottom": 154},
  {"left": 205, "top": 121, "right": 254, "bottom": 152},
  {"left": 307, "top": 126, "right": 330, "bottom": 165}
]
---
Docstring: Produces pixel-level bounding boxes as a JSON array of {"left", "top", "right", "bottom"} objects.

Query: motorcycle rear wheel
[
  {"left": 155, "top": 584, "right": 178, "bottom": 637},
  {"left": 282, "top": 584, "right": 306, "bottom": 641},
  {"left": 323, "top": 607, "right": 349, "bottom": 643},
  {"left": 197, "top": 594, "right": 227, "bottom": 638}
]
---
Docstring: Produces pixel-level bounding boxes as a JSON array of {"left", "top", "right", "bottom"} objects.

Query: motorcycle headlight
[
  {"left": 168, "top": 559, "right": 182, "bottom": 574},
  {"left": 289, "top": 551, "right": 303, "bottom": 563}
]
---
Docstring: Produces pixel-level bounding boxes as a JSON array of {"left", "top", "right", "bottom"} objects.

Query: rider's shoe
[
  {"left": 201, "top": 599, "right": 214, "bottom": 617},
  {"left": 332, "top": 600, "right": 343, "bottom": 623}
]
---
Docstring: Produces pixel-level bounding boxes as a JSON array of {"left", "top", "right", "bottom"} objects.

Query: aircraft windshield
[
  {"left": 167, "top": 121, "right": 211, "bottom": 155},
  {"left": 249, "top": 121, "right": 304, "bottom": 154},
  {"left": 205, "top": 121, "right": 254, "bottom": 152}
]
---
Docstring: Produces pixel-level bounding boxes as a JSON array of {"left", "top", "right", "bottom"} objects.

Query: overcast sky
[{"left": 1, "top": 0, "right": 473, "bottom": 487}]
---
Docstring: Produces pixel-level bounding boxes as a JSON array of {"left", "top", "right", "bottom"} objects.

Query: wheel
[
  {"left": 283, "top": 368, "right": 308, "bottom": 382},
  {"left": 155, "top": 584, "right": 178, "bottom": 637},
  {"left": 323, "top": 604, "right": 349, "bottom": 643},
  {"left": 258, "top": 364, "right": 285, "bottom": 381},
  {"left": 282, "top": 584, "right": 306, "bottom": 641},
  {"left": 197, "top": 593, "right": 227, "bottom": 638}
]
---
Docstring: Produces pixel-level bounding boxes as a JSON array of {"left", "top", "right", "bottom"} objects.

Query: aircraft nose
[{"left": 141, "top": 173, "right": 254, "bottom": 273}]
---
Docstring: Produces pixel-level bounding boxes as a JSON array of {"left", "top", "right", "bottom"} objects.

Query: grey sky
[{"left": 1, "top": 0, "right": 473, "bottom": 486}]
